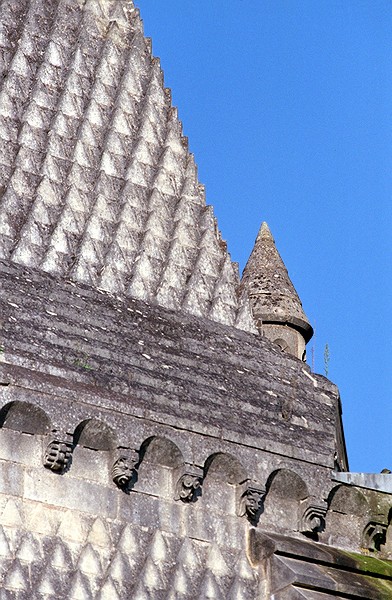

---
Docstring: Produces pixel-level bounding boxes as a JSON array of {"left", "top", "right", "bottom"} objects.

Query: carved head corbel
[
  {"left": 237, "top": 481, "right": 266, "bottom": 524},
  {"left": 112, "top": 452, "right": 138, "bottom": 490}
]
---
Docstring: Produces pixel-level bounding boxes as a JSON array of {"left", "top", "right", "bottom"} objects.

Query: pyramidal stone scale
[{"left": 0, "top": 1, "right": 391, "bottom": 598}]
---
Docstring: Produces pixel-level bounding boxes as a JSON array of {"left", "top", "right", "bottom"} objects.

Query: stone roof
[
  {"left": 241, "top": 222, "right": 313, "bottom": 341},
  {"left": 250, "top": 530, "right": 392, "bottom": 599},
  {"left": 1, "top": 4, "right": 392, "bottom": 595},
  {"left": 0, "top": 0, "right": 255, "bottom": 333}
]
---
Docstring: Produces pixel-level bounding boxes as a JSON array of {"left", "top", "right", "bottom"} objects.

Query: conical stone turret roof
[
  {"left": 0, "top": 0, "right": 256, "bottom": 333},
  {"left": 241, "top": 222, "right": 313, "bottom": 342}
]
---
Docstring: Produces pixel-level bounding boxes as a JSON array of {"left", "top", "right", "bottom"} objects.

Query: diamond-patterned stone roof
[{"left": 0, "top": 0, "right": 255, "bottom": 333}]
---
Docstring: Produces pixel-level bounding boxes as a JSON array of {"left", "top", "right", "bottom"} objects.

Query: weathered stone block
[
  {"left": 116, "top": 491, "right": 160, "bottom": 530},
  {"left": 0, "top": 462, "right": 23, "bottom": 498},
  {"left": 23, "top": 469, "right": 117, "bottom": 519},
  {"left": 0, "top": 429, "right": 43, "bottom": 469},
  {"left": 71, "top": 446, "right": 111, "bottom": 485}
]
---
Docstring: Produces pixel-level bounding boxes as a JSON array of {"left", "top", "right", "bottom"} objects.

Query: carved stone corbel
[
  {"left": 43, "top": 440, "right": 73, "bottom": 473},
  {"left": 174, "top": 472, "right": 202, "bottom": 503},
  {"left": 112, "top": 452, "right": 138, "bottom": 490},
  {"left": 237, "top": 481, "right": 266, "bottom": 524},
  {"left": 362, "top": 521, "right": 388, "bottom": 552},
  {"left": 300, "top": 500, "right": 327, "bottom": 535}
]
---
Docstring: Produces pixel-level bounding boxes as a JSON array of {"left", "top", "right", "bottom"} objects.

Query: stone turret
[{"left": 241, "top": 222, "right": 313, "bottom": 359}]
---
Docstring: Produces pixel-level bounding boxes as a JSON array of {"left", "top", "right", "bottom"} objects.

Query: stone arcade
[{"left": 0, "top": 1, "right": 391, "bottom": 598}]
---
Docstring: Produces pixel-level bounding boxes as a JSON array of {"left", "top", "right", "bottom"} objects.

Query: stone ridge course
[{"left": 0, "top": 259, "right": 337, "bottom": 466}]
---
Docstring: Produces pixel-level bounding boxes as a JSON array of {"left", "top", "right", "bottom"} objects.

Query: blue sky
[{"left": 138, "top": 1, "right": 392, "bottom": 473}]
